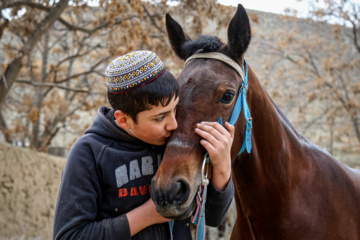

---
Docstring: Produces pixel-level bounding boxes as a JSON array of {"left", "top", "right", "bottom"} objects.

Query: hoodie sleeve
[
  {"left": 53, "top": 138, "right": 131, "bottom": 240},
  {"left": 204, "top": 175, "right": 235, "bottom": 227}
]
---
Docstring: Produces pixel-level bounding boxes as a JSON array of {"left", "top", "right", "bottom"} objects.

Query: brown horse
[{"left": 151, "top": 4, "right": 360, "bottom": 239}]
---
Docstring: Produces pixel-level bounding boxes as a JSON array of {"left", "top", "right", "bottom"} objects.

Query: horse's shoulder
[{"left": 307, "top": 144, "right": 360, "bottom": 182}]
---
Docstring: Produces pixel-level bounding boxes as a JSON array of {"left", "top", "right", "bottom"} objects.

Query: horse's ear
[
  {"left": 226, "top": 4, "right": 251, "bottom": 60},
  {"left": 166, "top": 13, "right": 192, "bottom": 60}
]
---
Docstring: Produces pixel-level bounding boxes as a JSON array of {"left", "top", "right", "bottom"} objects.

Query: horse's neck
[
  {"left": 249, "top": 70, "right": 304, "bottom": 159},
  {"left": 233, "top": 69, "right": 308, "bottom": 193}
]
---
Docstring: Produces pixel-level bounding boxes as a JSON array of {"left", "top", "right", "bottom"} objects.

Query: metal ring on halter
[{"left": 201, "top": 153, "right": 210, "bottom": 186}]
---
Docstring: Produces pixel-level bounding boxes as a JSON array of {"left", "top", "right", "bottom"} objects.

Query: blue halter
[
  {"left": 228, "top": 58, "right": 252, "bottom": 154},
  {"left": 184, "top": 52, "right": 252, "bottom": 155}
]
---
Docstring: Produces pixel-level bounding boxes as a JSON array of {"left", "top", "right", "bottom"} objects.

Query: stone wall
[{"left": 0, "top": 142, "right": 66, "bottom": 240}]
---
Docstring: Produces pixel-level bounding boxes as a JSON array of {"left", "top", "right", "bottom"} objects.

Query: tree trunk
[
  {"left": 329, "top": 117, "right": 334, "bottom": 155},
  {"left": 352, "top": 115, "right": 360, "bottom": 144},
  {"left": 0, "top": 110, "right": 11, "bottom": 143},
  {"left": 32, "top": 31, "right": 50, "bottom": 150}
]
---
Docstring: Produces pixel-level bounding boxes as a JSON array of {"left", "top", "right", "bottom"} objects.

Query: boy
[{"left": 53, "top": 50, "right": 234, "bottom": 239}]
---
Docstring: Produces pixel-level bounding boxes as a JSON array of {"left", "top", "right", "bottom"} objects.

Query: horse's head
[{"left": 151, "top": 4, "right": 251, "bottom": 219}]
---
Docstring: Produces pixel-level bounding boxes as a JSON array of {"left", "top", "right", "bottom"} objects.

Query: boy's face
[{"left": 127, "top": 96, "right": 179, "bottom": 145}]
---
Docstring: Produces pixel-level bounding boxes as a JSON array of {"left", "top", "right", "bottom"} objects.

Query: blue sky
[
  {"left": 219, "top": 0, "right": 360, "bottom": 25},
  {"left": 219, "top": 0, "right": 310, "bottom": 15}
]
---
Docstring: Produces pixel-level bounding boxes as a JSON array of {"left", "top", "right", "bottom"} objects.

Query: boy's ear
[{"left": 114, "top": 110, "right": 131, "bottom": 130}]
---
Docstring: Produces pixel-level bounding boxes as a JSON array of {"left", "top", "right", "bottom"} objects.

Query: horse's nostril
[
  {"left": 169, "top": 179, "right": 190, "bottom": 205},
  {"left": 151, "top": 179, "right": 191, "bottom": 208}
]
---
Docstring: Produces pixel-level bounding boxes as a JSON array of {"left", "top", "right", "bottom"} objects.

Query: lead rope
[
  {"left": 169, "top": 220, "right": 174, "bottom": 240},
  {"left": 168, "top": 53, "right": 252, "bottom": 240},
  {"left": 190, "top": 116, "right": 223, "bottom": 239},
  {"left": 191, "top": 133, "right": 213, "bottom": 239},
  {"left": 168, "top": 152, "right": 209, "bottom": 240}
]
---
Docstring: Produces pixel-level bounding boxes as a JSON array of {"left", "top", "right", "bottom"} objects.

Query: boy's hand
[
  {"left": 127, "top": 198, "right": 170, "bottom": 236},
  {"left": 195, "top": 121, "right": 234, "bottom": 191},
  {"left": 144, "top": 198, "right": 171, "bottom": 224}
]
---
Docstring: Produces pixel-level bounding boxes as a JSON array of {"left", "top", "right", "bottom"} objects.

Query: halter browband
[{"left": 184, "top": 52, "right": 245, "bottom": 80}]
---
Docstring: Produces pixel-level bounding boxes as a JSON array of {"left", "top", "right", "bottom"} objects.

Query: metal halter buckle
[{"left": 201, "top": 153, "right": 210, "bottom": 186}]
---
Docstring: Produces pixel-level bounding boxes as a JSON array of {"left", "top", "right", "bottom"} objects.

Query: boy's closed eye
[
  {"left": 155, "top": 115, "right": 165, "bottom": 122},
  {"left": 151, "top": 106, "right": 177, "bottom": 122}
]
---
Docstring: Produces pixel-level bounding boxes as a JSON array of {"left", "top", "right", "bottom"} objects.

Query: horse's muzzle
[{"left": 151, "top": 177, "right": 196, "bottom": 219}]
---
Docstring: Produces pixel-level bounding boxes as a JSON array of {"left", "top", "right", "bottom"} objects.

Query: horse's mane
[{"left": 182, "top": 35, "right": 222, "bottom": 57}]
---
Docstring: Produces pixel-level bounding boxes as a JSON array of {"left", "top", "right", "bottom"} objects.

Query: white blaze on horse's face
[{"left": 166, "top": 137, "right": 193, "bottom": 150}]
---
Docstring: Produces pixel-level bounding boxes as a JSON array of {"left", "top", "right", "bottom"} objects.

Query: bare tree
[
  {"left": 0, "top": 0, "right": 221, "bottom": 151},
  {"left": 0, "top": 0, "right": 70, "bottom": 105},
  {"left": 0, "top": 0, "right": 152, "bottom": 149}
]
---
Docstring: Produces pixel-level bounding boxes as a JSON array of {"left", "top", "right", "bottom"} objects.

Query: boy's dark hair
[
  {"left": 105, "top": 50, "right": 179, "bottom": 123},
  {"left": 108, "top": 70, "right": 179, "bottom": 123}
]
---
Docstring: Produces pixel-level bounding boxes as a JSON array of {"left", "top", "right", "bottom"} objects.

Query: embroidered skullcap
[{"left": 105, "top": 50, "right": 167, "bottom": 93}]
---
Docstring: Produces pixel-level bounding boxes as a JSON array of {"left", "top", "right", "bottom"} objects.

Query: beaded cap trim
[{"left": 105, "top": 50, "right": 166, "bottom": 93}]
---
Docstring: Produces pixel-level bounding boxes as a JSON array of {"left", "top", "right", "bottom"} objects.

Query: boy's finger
[
  {"left": 196, "top": 123, "right": 225, "bottom": 142},
  {"left": 199, "top": 139, "right": 216, "bottom": 153},
  {"left": 195, "top": 127, "right": 219, "bottom": 144},
  {"left": 224, "top": 122, "right": 235, "bottom": 138},
  {"left": 197, "top": 121, "right": 229, "bottom": 136}
]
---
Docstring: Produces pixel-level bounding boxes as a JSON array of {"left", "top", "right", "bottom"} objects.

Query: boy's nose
[{"left": 166, "top": 116, "right": 178, "bottom": 131}]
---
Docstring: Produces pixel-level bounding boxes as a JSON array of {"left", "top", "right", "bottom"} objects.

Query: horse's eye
[{"left": 219, "top": 91, "right": 235, "bottom": 103}]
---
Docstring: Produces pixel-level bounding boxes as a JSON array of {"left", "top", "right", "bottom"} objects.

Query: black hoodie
[{"left": 53, "top": 106, "right": 234, "bottom": 240}]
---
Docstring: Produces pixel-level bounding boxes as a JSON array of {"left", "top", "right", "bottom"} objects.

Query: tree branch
[
  {"left": 41, "top": 125, "right": 61, "bottom": 150},
  {"left": 350, "top": 18, "right": 360, "bottom": 53},
  {"left": 55, "top": 56, "right": 111, "bottom": 84},
  {"left": 142, "top": 4, "right": 166, "bottom": 34},
  {"left": 15, "top": 79, "right": 90, "bottom": 93},
  {"left": 3, "top": 1, "right": 140, "bottom": 35},
  {"left": 3, "top": 1, "right": 50, "bottom": 11},
  {"left": 302, "top": 108, "right": 329, "bottom": 135}
]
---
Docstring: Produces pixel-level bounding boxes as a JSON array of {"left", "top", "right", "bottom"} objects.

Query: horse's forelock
[{"left": 182, "top": 35, "right": 223, "bottom": 57}]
